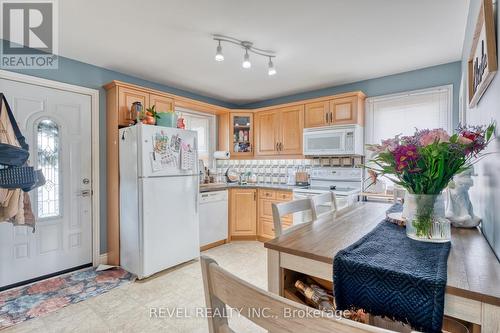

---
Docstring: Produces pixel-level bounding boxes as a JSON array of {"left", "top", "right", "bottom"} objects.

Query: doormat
[{"left": 0, "top": 267, "right": 135, "bottom": 330}]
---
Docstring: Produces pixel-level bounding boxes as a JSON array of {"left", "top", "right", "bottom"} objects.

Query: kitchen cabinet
[
  {"left": 229, "top": 188, "right": 257, "bottom": 239},
  {"left": 254, "top": 110, "right": 280, "bottom": 156},
  {"left": 303, "top": 92, "right": 365, "bottom": 128},
  {"left": 304, "top": 101, "right": 330, "bottom": 128},
  {"left": 228, "top": 188, "right": 293, "bottom": 241},
  {"left": 330, "top": 96, "right": 362, "bottom": 125},
  {"left": 255, "top": 105, "right": 304, "bottom": 156},
  {"left": 230, "top": 112, "right": 254, "bottom": 157},
  {"left": 280, "top": 106, "right": 304, "bottom": 155},
  {"left": 217, "top": 112, "right": 254, "bottom": 157},
  {"left": 150, "top": 94, "right": 174, "bottom": 113},
  {"left": 118, "top": 87, "right": 149, "bottom": 127},
  {"left": 257, "top": 189, "right": 293, "bottom": 240}
]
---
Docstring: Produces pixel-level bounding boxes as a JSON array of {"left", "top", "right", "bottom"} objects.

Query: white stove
[{"left": 293, "top": 167, "right": 362, "bottom": 224}]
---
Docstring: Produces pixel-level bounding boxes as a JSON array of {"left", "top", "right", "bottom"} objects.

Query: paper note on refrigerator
[
  {"left": 180, "top": 141, "right": 195, "bottom": 171},
  {"left": 150, "top": 131, "right": 179, "bottom": 171}
]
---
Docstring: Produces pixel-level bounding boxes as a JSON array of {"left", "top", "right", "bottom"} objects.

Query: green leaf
[{"left": 486, "top": 123, "right": 496, "bottom": 141}]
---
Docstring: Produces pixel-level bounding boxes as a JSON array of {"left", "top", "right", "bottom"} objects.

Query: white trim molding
[
  {"left": 98, "top": 253, "right": 108, "bottom": 265},
  {"left": 0, "top": 69, "right": 101, "bottom": 267}
]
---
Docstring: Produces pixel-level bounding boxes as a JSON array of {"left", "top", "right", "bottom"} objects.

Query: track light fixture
[
  {"left": 215, "top": 40, "right": 224, "bottom": 62},
  {"left": 213, "top": 34, "right": 276, "bottom": 75},
  {"left": 268, "top": 57, "right": 276, "bottom": 76},
  {"left": 242, "top": 49, "right": 251, "bottom": 69}
]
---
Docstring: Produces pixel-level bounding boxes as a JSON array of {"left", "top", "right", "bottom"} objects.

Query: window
[
  {"left": 365, "top": 86, "right": 453, "bottom": 190},
  {"left": 36, "top": 119, "right": 61, "bottom": 218},
  {"left": 179, "top": 109, "right": 215, "bottom": 165},
  {"left": 365, "top": 85, "right": 453, "bottom": 148}
]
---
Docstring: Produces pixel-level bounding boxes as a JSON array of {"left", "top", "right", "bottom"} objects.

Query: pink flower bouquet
[
  {"left": 367, "top": 124, "right": 495, "bottom": 195},
  {"left": 367, "top": 123, "right": 495, "bottom": 240}
]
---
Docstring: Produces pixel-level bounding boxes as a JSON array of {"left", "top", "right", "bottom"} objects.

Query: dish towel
[{"left": 333, "top": 205, "right": 451, "bottom": 333}]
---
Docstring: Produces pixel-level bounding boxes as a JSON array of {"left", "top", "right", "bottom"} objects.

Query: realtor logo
[{"left": 1, "top": 0, "right": 58, "bottom": 69}]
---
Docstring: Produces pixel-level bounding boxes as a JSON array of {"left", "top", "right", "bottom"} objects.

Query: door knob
[{"left": 82, "top": 178, "right": 90, "bottom": 184}]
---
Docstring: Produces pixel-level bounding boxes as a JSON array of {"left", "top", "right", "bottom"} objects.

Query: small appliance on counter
[
  {"left": 295, "top": 170, "right": 310, "bottom": 186},
  {"left": 225, "top": 168, "right": 240, "bottom": 183}
]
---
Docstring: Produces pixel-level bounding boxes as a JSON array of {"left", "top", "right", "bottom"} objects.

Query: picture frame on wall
[{"left": 467, "top": 0, "right": 497, "bottom": 108}]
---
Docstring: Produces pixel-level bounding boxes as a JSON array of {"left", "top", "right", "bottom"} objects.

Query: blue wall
[
  {"left": 241, "top": 61, "right": 462, "bottom": 127},
  {"left": 2, "top": 48, "right": 461, "bottom": 253},
  {"left": 460, "top": 0, "right": 500, "bottom": 260}
]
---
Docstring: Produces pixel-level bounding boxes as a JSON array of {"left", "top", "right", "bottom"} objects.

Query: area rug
[{"left": 0, "top": 267, "right": 135, "bottom": 330}]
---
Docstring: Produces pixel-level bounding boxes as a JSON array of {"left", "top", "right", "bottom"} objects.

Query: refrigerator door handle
[{"left": 195, "top": 181, "right": 199, "bottom": 214}]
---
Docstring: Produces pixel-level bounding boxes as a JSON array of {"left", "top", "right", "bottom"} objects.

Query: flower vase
[{"left": 403, "top": 193, "right": 451, "bottom": 242}]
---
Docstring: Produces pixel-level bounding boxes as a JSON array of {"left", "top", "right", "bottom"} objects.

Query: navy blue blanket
[{"left": 333, "top": 205, "right": 450, "bottom": 333}]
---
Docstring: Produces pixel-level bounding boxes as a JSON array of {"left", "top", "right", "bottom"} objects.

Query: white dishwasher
[{"left": 199, "top": 190, "right": 228, "bottom": 248}]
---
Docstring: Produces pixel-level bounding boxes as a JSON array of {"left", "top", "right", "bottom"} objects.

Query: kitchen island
[{"left": 265, "top": 202, "right": 500, "bottom": 332}]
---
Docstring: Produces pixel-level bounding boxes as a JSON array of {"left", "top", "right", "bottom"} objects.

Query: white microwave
[{"left": 303, "top": 124, "right": 364, "bottom": 156}]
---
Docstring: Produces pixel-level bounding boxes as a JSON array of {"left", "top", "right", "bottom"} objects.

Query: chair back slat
[
  {"left": 201, "top": 256, "right": 395, "bottom": 333},
  {"left": 311, "top": 192, "right": 338, "bottom": 221},
  {"left": 272, "top": 198, "right": 312, "bottom": 237}
]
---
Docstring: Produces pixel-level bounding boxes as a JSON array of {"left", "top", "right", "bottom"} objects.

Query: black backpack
[{"left": 0, "top": 93, "right": 45, "bottom": 191}]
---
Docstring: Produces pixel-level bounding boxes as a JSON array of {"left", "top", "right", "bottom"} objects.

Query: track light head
[
  {"left": 242, "top": 49, "right": 251, "bottom": 69},
  {"left": 268, "top": 57, "right": 276, "bottom": 76},
  {"left": 215, "top": 41, "right": 224, "bottom": 62}
]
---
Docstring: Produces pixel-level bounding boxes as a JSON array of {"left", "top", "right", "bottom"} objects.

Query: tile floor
[{"left": 3, "top": 241, "right": 267, "bottom": 333}]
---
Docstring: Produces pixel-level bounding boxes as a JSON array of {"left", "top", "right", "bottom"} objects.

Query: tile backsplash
[{"left": 213, "top": 157, "right": 363, "bottom": 184}]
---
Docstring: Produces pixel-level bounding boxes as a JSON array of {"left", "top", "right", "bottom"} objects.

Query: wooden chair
[
  {"left": 310, "top": 192, "right": 338, "bottom": 222},
  {"left": 201, "top": 255, "right": 394, "bottom": 333},
  {"left": 272, "top": 199, "right": 312, "bottom": 237},
  {"left": 392, "top": 186, "right": 406, "bottom": 204}
]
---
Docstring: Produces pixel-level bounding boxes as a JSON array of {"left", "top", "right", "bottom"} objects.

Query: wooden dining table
[{"left": 264, "top": 202, "right": 500, "bottom": 333}]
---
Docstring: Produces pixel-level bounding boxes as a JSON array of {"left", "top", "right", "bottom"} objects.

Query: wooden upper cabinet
[
  {"left": 280, "top": 105, "right": 304, "bottom": 155},
  {"left": 230, "top": 189, "right": 257, "bottom": 237},
  {"left": 150, "top": 94, "right": 173, "bottom": 113},
  {"left": 255, "top": 106, "right": 304, "bottom": 156},
  {"left": 230, "top": 112, "right": 253, "bottom": 157},
  {"left": 330, "top": 96, "right": 359, "bottom": 125},
  {"left": 118, "top": 87, "right": 149, "bottom": 127},
  {"left": 255, "top": 110, "right": 280, "bottom": 156},
  {"left": 305, "top": 101, "right": 329, "bottom": 128}
]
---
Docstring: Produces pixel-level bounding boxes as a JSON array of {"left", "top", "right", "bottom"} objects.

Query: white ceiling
[{"left": 59, "top": 0, "right": 469, "bottom": 105}]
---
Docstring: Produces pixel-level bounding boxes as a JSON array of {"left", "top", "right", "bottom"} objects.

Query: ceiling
[{"left": 59, "top": 0, "right": 469, "bottom": 105}]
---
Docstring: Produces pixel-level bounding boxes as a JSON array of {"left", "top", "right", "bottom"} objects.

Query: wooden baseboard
[
  {"left": 229, "top": 235, "right": 258, "bottom": 241},
  {"left": 200, "top": 239, "right": 227, "bottom": 252},
  {"left": 257, "top": 235, "right": 272, "bottom": 242}
]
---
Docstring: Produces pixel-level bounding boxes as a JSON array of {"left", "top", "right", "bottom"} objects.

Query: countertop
[
  {"left": 264, "top": 201, "right": 500, "bottom": 307},
  {"left": 199, "top": 183, "right": 306, "bottom": 193}
]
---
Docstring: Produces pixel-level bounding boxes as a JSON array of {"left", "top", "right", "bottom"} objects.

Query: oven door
[{"left": 303, "top": 128, "right": 346, "bottom": 156}]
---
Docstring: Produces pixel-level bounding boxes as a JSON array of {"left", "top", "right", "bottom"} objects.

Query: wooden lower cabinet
[
  {"left": 229, "top": 188, "right": 293, "bottom": 241},
  {"left": 229, "top": 189, "right": 257, "bottom": 239}
]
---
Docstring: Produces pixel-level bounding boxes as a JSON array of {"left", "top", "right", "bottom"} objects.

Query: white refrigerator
[{"left": 119, "top": 124, "right": 200, "bottom": 278}]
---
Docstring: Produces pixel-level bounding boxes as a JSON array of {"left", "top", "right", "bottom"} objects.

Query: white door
[{"left": 0, "top": 78, "right": 92, "bottom": 289}]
